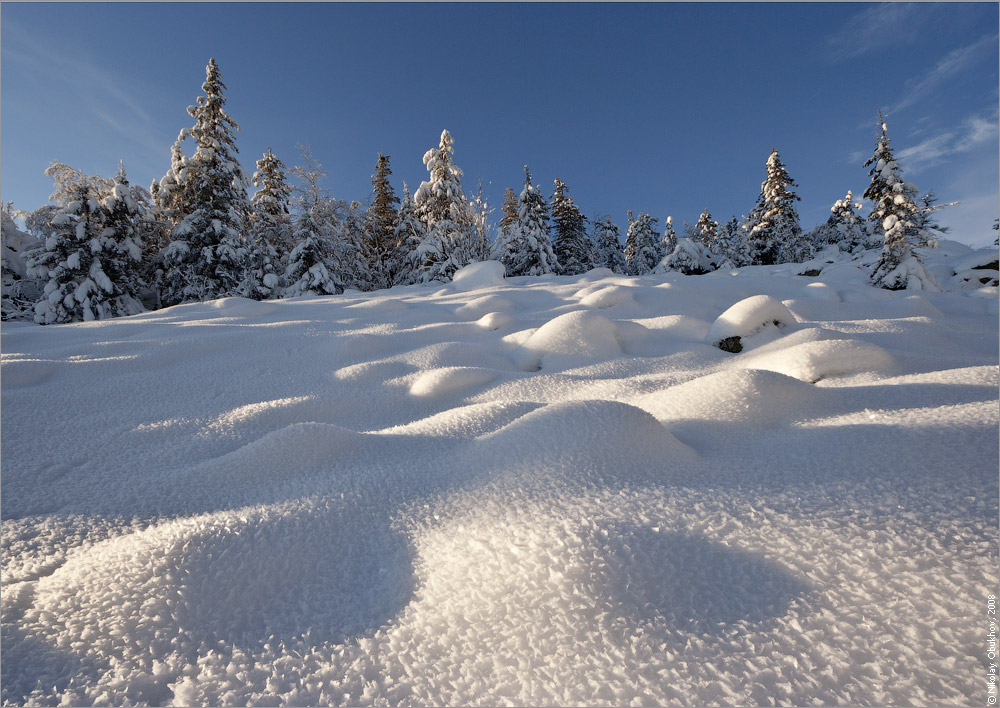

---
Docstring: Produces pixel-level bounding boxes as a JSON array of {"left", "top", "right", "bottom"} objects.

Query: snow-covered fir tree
[
  {"left": 467, "top": 179, "right": 495, "bottom": 264},
  {"left": 413, "top": 130, "right": 477, "bottom": 282},
  {"left": 157, "top": 58, "right": 252, "bottom": 305},
  {"left": 250, "top": 147, "right": 294, "bottom": 259},
  {"left": 388, "top": 183, "right": 427, "bottom": 286},
  {"left": 591, "top": 215, "right": 626, "bottom": 274},
  {"left": 661, "top": 216, "right": 679, "bottom": 258},
  {"left": 656, "top": 233, "right": 713, "bottom": 275},
  {"left": 746, "top": 149, "right": 804, "bottom": 265},
  {"left": 337, "top": 201, "right": 373, "bottom": 291},
  {"left": 365, "top": 153, "right": 399, "bottom": 291},
  {"left": 29, "top": 182, "right": 145, "bottom": 324},
  {"left": 694, "top": 208, "right": 720, "bottom": 252},
  {"left": 550, "top": 178, "right": 592, "bottom": 275},
  {"left": 810, "top": 190, "right": 870, "bottom": 253},
  {"left": 624, "top": 210, "right": 661, "bottom": 275},
  {"left": 284, "top": 145, "right": 340, "bottom": 297},
  {"left": 96, "top": 164, "right": 148, "bottom": 311},
  {"left": 494, "top": 166, "right": 558, "bottom": 277},
  {"left": 498, "top": 187, "right": 518, "bottom": 234},
  {"left": 863, "top": 114, "right": 938, "bottom": 290},
  {"left": 1, "top": 202, "right": 43, "bottom": 320},
  {"left": 714, "top": 216, "right": 748, "bottom": 267}
]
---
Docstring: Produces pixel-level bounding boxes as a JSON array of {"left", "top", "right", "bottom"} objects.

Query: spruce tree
[
  {"left": 468, "top": 178, "right": 495, "bottom": 264},
  {"left": 550, "top": 178, "right": 592, "bottom": 275},
  {"left": 661, "top": 216, "right": 678, "bottom": 258},
  {"left": 158, "top": 58, "right": 252, "bottom": 305},
  {"left": 811, "top": 190, "right": 869, "bottom": 253},
  {"left": 250, "top": 147, "right": 294, "bottom": 258},
  {"left": 29, "top": 183, "right": 144, "bottom": 323},
  {"left": 656, "top": 235, "right": 713, "bottom": 275},
  {"left": 498, "top": 187, "right": 519, "bottom": 234},
  {"left": 336, "top": 201, "right": 372, "bottom": 291},
  {"left": 494, "top": 166, "right": 558, "bottom": 277},
  {"left": 624, "top": 210, "right": 661, "bottom": 275},
  {"left": 389, "top": 183, "right": 427, "bottom": 286},
  {"left": 413, "top": 129, "right": 477, "bottom": 281},
  {"left": 694, "top": 208, "right": 720, "bottom": 252},
  {"left": 365, "top": 153, "right": 399, "bottom": 290},
  {"left": 284, "top": 145, "right": 340, "bottom": 296},
  {"left": 591, "top": 215, "right": 626, "bottom": 274},
  {"left": 98, "top": 164, "right": 148, "bottom": 310},
  {"left": 746, "top": 148, "right": 803, "bottom": 265},
  {"left": 863, "top": 114, "right": 938, "bottom": 290},
  {"left": 2, "top": 202, "right": 43, "bottom": 321}
]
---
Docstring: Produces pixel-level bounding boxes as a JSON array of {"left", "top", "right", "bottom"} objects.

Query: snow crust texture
[{"left": 2, "top": 254, "right": 998, "bottom": 707}]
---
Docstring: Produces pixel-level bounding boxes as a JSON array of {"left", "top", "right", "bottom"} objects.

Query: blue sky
[{"left": 2, "top": 2, "right": 998, "bottom": 247}]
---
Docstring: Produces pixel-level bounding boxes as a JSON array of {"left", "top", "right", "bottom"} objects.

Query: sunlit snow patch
[
  {"left": 514, "top": 310, "right": 623, "bottom": 371},
  {"left": 636, "top": 368, "right": 824, "bottom": 427},
  {"left": 739, "top": 339, "right": 895, "bottom": 383},
  {"left": 451, "top": 260, "right": 506, "bottom": 291},
  {"left": 409, "top": 366, "right": 499, "bottom": 397}
]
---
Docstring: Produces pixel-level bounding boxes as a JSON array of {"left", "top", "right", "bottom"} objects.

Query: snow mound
[
  {"left": 740, "top": 338, "right": 895, "bottom": 383},
  {"left": 25, "top": 499, "right": 413, "bottom": 697},
  {"left": 409, "top": 366, "right": 499, "bottom": 397},
  {"left": 476, "top": 311, "right": 514, "bottom": 331},
  {"left": 474, "top": 399, "right": 696, "bottom": 487},
  {"left": 636, "top": 368, "right": 823, "bottom": 426},
  {"left": 455, "top": 294, "right": 516, "bottom": 318},
  {"left": 451, "top": 261, "right": 506, "bottom": 291},
  {"left": 514, "top": 310, "right": 622, "bottom": 371},
  {"left": 705, "top": 295, "right": 798, "bottom": 352},
  {"left": 577, "top": 284, "right": 638, "bottom": 309}
]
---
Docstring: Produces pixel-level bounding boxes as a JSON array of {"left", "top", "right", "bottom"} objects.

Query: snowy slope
[{"left": 1, "top": 248, "right": 998, "bottom": 707}]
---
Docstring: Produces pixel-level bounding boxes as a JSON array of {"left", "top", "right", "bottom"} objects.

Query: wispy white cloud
[
  {"left": 897, "top": 111, "right": 999, "bottom": 174},
  {"left": 893, "top": 34, "right": 998, "bottom": 113},
  {"left": 3, "top": 19, "right": 165, "bottom": 163},
  {"left": 827, "top": 3, "right": 936, "bottom": 62}
]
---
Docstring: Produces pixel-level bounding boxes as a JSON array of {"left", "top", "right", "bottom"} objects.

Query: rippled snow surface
[{"left": 2, "top": 250, "right": 997, "bottom": 706}]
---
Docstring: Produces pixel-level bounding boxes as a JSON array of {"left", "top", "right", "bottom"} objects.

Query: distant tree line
[{"left": 1, "top": 60, "right": 965, "bottom": 323}]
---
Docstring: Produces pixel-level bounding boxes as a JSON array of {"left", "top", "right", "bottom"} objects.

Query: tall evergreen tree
[
  {"left": 365, "top": 153, "right": 399, "bottom": 290},
  {"left": 498, "top": 187, "right": 519, "bottom": 234},
  {"left": 863, "top": 114, "right": 938, "bottom": 290},
  {"left": 591, "top": 215, "right": 626, "bottom": 274},
  {"left": 494, "top": 166, "right": 558, "bottom": 277},
  {"left": 389, "top": 183, "right": 427, "bottom": 286},
  {"left": 624, "top": 210, "right": 661, "bottom": 275},
  {"left": 550, "top": 178, "right": 592, "bottom": 275},
  {"left": 468, "top": 179, "right": 495, "bottom": 264},
  {"left": 157, "top": 58, "right": 252, "bottom": 305},
  {"left": 284, "top": 145, "right": 340, "bottom": 296},
  {"left": 251, "top": 147, "right": 294, "bottom": 258},
  {"left": 746, "top": 148, "right": 803, "bottom": 265},
  {"left": 413, "top": 129, "right": 477, "bottom": 282},
  {"left": 661, "top": 216, "right": 679, "bottom": 258},
  {"left": 694, "top": 208, "right": 720, "bottom": 252}
]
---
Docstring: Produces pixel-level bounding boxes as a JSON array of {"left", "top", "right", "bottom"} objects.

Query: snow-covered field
[{"left": 2, "top": 244, "right": 998, "bottom": 707}]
